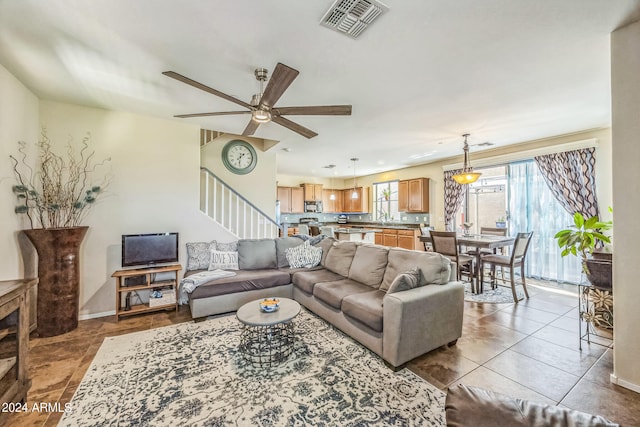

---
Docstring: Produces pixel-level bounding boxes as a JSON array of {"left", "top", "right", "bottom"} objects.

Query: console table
[{"left": 0, "top": 278, "right": 37, "bottom": 421}]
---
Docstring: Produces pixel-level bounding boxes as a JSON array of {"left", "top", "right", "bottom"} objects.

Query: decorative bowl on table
[{"left": 259, "top": 298, "right": 280, "bottom": 313}]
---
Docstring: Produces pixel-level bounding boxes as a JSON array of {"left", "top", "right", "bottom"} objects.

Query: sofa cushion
[
  {"left": 216, "top": 241, "right": 238, "bottom": 252},
  {"left": 186, "top": 241, "right": 216, "bottom": 271},
  {"left": 380, "top": 248, "right": 451, "bottom": 290},
  {"left": 316, "top": 237, "right": 336, "bottom": 266},
  {"left": 313, "top": 279, "right": 372, "bottom": 309},
  {"left": 323, "top": 241, "right": 358, "bottom": 277},
  {"left": 348, "top": 244, "right": 388, "bottom": 288},
  {"left": 445, "top": 384, "right": 620, "bottom": 427},
  {"left": 237, "top": 239, "right": 277, "bottom": 270},
  {"left": 187, "top": 269, "right": 290, "bottom": 300},
  {"left": 385, "top": 268, "right": 421, "bottom": 293},
  {"left": 291, "top": 268, "right": 345, "bottom": 294},
  {"left": 275, "top": 236, "right": 304, "bottom": 268},
  {"left": 342, "top": 290, "right": 385, "bottom": 332},
  {"left": 286, "top": 241, "right": 322, "bottom": 268}
]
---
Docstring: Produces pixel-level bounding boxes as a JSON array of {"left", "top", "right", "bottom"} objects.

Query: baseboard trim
[
  {"left": 79, "top": 310, "right": 115, "bottom": 320},
  {"left": 610, "top": 373, "right": 640, "bottom": 393}
]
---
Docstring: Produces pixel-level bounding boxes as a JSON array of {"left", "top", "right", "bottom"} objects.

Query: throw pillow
[
  {"left": 384, "top": 268, "right": 421, "bottom": 294},
  {"left": 285, "top": 241, "right": 322, "bottom": 269},
  {"left": 216, "top": 241, "right": 238, "bottom": 252},
  {"left": 208, "top": 249, "right": 239, "bottom": 270},
  {"left": 185, "top": 241, "right": 216, "bottom": 271}
]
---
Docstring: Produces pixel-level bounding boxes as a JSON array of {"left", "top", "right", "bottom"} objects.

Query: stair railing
[{"left": 200, "top": 167, "right": 280, "bottom": 239}]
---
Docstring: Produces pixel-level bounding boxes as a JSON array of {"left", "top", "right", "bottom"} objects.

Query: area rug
[
  {"left": 464, "top": 282, "right": 525, "bottom": 304},
  {"left": 59, "top": 309, "right": 445, "bottom": 426}
]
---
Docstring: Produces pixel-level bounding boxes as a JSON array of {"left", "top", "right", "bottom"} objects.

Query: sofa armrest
[{"left": 382, "top": 281, "right": 464, "bottom": 367}]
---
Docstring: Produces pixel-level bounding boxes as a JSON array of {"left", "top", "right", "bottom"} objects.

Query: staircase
[{"left": 200, "top": 167, "right": 280, "bottom": 239}]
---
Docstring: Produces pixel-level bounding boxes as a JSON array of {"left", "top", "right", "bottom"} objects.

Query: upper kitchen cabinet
[
  {"left": 277, "top": 186, "right": 304, "bottom": 213},
  {"left": 342, "top": 186, "right": 369, "bottom": 213},
  {"left": 301, "top": 183, "right": 323, "bottom": 201},
  {"left": 398, "top": 178, "right": 430, "bottom": 213},
  {"left": 322, "top": 189, "right": 343, "bottom": 213}
]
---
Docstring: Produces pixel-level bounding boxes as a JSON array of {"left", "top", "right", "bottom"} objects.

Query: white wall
[
  {"left": 39, "top": 100, "right": 236, "bottom": 317},
  {"left": 201, "top": 134, "right": 278, "bottom": 217},
  {"left": 0, "top": 64, "right": 39, "bottom": 280},
  {"left": 611, "top": 19, "right": 640, "bottom": 392}
]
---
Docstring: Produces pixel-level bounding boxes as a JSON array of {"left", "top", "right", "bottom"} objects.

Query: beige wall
[
  {"left": 0, "top": 64, "right": 40, "bottom": 280},
  {"left": 35, "top": 101, "right": 236, "bottom": 317},
  {"left": 346, "top": 128, "right": 612, "bottom": 229},
  {"left": 201, "top": 134, "right": 278, "bottom": 217},
  {"left": 611, "top": 19, "right": 640, "bottom": 392}
]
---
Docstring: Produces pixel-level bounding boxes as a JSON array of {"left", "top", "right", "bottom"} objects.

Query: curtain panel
[
  {"left": 534, "top": 147, "right": 600, "bottom": 218},
  {"left": 443, "top": 169, "right": 465, "bottom": 231}
]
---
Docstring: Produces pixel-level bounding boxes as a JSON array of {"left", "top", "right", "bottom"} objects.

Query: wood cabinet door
[
  {"left": 398, "top": 180, "right": 409, "bottom": 212},
  {"left": 397, "top": 234, "right": 415, "bottom": 250},
  {"left": 322, "top": 189, "right": 333, "bottom": 212},
  {"left": 374, "top": 232, "right": 383, "bottom": 245},
  {"left": 291, "top": 187, "right": 304, "bottom": 213},
  {"left": 277, "top": 186, "right": 291, "bottom": 213},
  {"left": 383, "top": 229, "right": 398, "bottom": 247},
  {"left": 314, "top": 184, "right": 323, "bottom": 200},
  {"left": 342, "top": 189, "right": 353, "bottom": 212},
  {"left": 334, "top": 189, "right": 343, "bottom": 213},
  {"left": 408, "top": 178, "right": 430, "bottom": 212}
]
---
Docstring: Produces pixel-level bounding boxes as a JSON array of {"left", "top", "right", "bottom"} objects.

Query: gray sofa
[{"left": 183, "top": 236, "right": 464, "bottom": 368}]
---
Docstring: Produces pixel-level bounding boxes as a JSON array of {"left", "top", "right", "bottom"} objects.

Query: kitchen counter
[{"left": 335, "top": 228, "right": 378, "bottom": 243}]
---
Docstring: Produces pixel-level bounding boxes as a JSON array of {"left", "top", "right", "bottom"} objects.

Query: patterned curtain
[
  {"left": 443, "top": 169, "right": 465, "bottom": 231},
  {"left": 534, "top": 148, "right": 600, "bottom": 219}
]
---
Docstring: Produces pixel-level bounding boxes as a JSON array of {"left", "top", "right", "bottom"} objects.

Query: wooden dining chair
[
  {"left": 430, "top": 231, "right": 477, "bottom": 292},
  {"left": 479, "top": 232, "right": 533, "bottom": 302},
  {"left": 465, "top": 227, "right": 509, "bottom": 285},
  {"left": 309, "top": 225, "right": 321, "bottom": 236}
]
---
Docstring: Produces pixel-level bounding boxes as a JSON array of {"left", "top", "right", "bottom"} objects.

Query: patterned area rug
[
  {"left": 464, "top": 282, "right": 526, "bottom": 304},
  {"left": 59, "top": 309, "right": 445, "bottom": 426}
]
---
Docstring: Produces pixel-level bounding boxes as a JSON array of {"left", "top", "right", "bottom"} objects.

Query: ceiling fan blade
[
  {"left": 174, "top": 111, "right": 251, "bottom": 118},
  {"left": 163, "top": 71, "right": 253, "bottom": 109},
  {"left": 259, "top": 63, "right": 299, "bottom": 108},
  {"left": 273, "top": 105, "right": 352, "bottom": 116},
  {"left": 242, "top": 119, "right": 260, "bottom": 136},
  {"left": 272, "top": 116, "right": 318, "bottom": 139}
]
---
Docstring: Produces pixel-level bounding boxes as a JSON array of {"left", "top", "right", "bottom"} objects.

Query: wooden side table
[{"left": 0, "top": 278, "right": 38, "bottom": 421}]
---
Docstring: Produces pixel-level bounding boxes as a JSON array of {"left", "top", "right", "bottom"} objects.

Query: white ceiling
[{"left": 1, "top": 0, "right": 638, "bottom": 178}]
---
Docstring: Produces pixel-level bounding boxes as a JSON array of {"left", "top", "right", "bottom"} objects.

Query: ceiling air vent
[{"left": 320, "top": 0, "right": 388, "bottom": 39}]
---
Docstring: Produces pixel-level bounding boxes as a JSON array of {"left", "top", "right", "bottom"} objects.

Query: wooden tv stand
[{"left": 112, "top": 264, "right": 181, "bottom": 321}]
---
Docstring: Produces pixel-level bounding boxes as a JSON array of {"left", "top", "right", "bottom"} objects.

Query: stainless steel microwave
[{"left": 304, "top": 201, "right": 322, "bottom": 213}]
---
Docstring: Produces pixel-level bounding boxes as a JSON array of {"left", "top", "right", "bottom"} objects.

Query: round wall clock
[{"left": 221, "top": 140, "right": 257, "bottom": 175}]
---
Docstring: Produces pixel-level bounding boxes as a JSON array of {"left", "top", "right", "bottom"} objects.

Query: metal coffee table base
[{"left": 240, "top": 321, "right": 295, "bottom": 367}]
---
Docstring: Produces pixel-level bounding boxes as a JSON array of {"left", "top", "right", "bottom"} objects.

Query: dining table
[{"left": 418, "top": 233, "right": 515, "bottom": 293}]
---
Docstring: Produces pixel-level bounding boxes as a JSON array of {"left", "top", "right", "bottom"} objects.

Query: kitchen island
[{"left": 335, "top": 228, "right": 381, "bottom": 243}]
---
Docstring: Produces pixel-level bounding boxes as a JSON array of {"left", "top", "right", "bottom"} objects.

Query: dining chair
[
  {"left": 430, "top": 231, "right": 477, "bottom": 292},
  {"left": 479, "top": 231, "right": 533, "bottom": 302},
  {"left": 309, "top": 225, "right": 321, "bottom": 236},
  {"left": 420, "top": 225, "right": 434, "bottom": 251},
  {"left": 298, "top": 224, "right": 310, "bottom": 235},
  {"left": 320, "top": 226, "right": 336, "bottom": 239},
  {"left": 465, "top": 227, "right": 509, "bottom": 284}
]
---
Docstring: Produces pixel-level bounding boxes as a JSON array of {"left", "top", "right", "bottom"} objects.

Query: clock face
[{"left": 222, "top": 140, "right": 257, "bottom": 174}]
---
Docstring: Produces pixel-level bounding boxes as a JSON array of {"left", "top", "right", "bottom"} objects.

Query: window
[{"left": 373, "top": 181, "right": 399, "bottom": 222}]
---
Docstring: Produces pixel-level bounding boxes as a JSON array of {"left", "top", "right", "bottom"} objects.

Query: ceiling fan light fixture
[
  {"left": 252, "top": 109, "right": 271, "bottom": 123},
  {"left": 452, "top": 134, "right": 482, "bottom": 185}
]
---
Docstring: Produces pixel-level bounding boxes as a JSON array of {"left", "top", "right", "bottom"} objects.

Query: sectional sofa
[{"left": 182, "top": 236, "right": 464, "bottom": 368}]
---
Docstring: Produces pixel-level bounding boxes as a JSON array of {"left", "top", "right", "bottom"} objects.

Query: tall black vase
[{"left": 24, "top": 226, "right": 88, "bottom": 337}]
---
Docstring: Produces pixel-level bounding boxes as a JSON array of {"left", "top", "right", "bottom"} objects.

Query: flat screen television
[{"left": 121, "top": 232, "right": 179, "bottom": 268}]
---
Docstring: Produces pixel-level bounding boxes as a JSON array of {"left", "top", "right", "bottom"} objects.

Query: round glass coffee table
[{"left": 236, "top": 298, "right": 301, "bottom": 367}]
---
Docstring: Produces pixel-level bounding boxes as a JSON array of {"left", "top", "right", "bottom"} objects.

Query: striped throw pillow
[{"left": 285, "top": 241, "right": 322, "bottom": 269}]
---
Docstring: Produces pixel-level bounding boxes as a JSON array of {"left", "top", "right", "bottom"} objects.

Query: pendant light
[
  {"left": 250, "top": 68, "right": 272, "bottom": 123},
  {"left": 452, "top": 134, "right": 481, "bottom": 185},
  {"left": 350, "top": 158, "right": 359, "bottom": 199},
  {"left": 324, "top": 164, "right": 337, "bottom": 200}
]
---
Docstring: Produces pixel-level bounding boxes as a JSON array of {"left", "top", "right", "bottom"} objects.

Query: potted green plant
[
  {"left": 495, "top": 216, "right": 506, "bottom": 228},
  {"left": 554, "top": 211, "right": 612, "bottom": 288}
]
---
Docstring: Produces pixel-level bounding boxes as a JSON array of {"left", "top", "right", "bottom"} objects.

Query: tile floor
[{"left": 4, "top": 281, "right": 639, "bottom": 426}]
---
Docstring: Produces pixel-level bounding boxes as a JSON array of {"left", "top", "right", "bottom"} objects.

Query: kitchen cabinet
[
  {"left": 322, "top": 189, "right": 343, "bottom": 213},
  {"left": 382, "top": 229, "right": 398, "bottom": 247},
  {"left": 375, "top": 227, "right": 423, "bottom": 251},
  {"left": 375, "top": 231, "right": 383, "bottom": 245},
  {"left": 398, "top": 178, "right": 430, "bottom": 213},
  {"left": 302, "top": 183, "right": 323, "bottom": 201},
  {"left": 397, "top": 229, "right": 419, "bottom": 250},
  {"left": 342, "top": 186, "right": 369, "bottom": 213},
  {"left": 277, "top": 186, "right": 304, "bottom": 213}
]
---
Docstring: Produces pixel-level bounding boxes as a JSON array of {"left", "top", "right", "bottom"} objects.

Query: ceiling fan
[{"left": 163, "top": 63, "right": 352, "bottom": 139}]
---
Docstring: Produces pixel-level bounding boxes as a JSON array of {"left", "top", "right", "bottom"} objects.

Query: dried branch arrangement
[{"left": 10, "top": 130, "right": 111, "bottom": 229}]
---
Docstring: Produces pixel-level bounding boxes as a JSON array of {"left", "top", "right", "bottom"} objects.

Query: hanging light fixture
[
  {"left": 452, "top": 134, "right": 481, "bottom": 185},
  {"left": 323, "top": 164, "right": 337, "bottom": 200},
  {"left": 350, "top": 158, "right": 359, "bottom": 199},
  {"left": 250, "top": 68, "right": 272, "bottom": 124}
]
